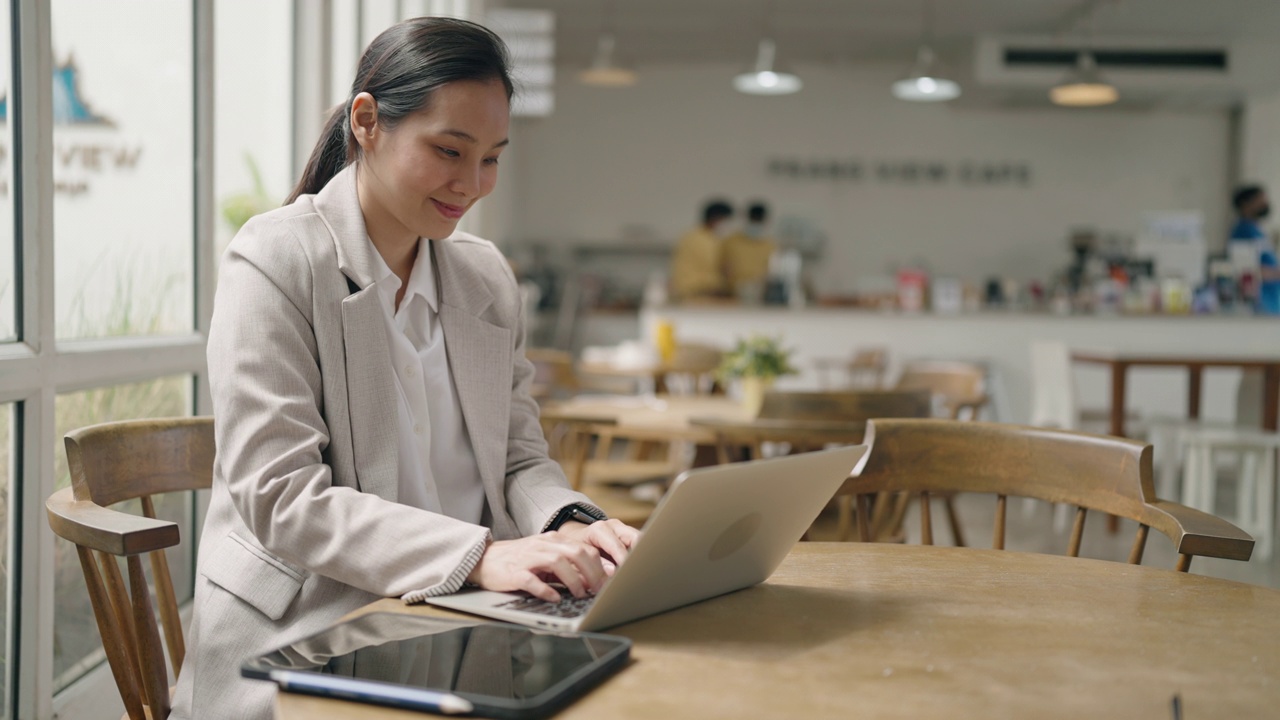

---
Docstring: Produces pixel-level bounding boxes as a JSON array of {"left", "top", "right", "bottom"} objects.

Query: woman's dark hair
[{"left": 286, "top": 16, "right": 514, "bottom": 204}]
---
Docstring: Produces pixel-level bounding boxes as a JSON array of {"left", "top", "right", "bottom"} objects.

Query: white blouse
[{"left": 370, "top": 237, "right": 485, "bottom": 524}]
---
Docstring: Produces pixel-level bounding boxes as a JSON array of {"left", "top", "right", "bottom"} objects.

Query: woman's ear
[{"left": 350, "top": 92, "right": 379, "bottom": 151}]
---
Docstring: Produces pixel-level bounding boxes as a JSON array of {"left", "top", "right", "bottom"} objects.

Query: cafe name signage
[
  {"left": 766, "top": 158, "right": 1033, "bottom": 188},
  {"left": 0, "top": 55, "right": 143, "bottom": 198}
]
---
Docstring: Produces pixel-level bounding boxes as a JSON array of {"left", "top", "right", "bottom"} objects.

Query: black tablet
[{"left": 242, "top": 612, "right": 631, "bottom": 719}]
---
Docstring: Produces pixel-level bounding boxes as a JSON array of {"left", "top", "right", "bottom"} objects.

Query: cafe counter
[{"left": 639, "top": 306, "right": 1280, "bottom": 425}]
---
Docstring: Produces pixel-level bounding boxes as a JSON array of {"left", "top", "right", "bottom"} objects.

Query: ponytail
[
  {"left": 286, "top": 103, "right": 353, "bottom": 205},
  {"left": 284, "top": 17, "right": 514, "bottom": 205}
]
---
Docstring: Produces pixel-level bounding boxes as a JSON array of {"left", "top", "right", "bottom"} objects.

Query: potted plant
[{"left": 717, "top": 335, "right": 798, "bottom": 416}]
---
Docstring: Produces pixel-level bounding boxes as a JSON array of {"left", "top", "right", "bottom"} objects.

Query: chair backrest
[
  {"left": 841, "top": 419, "right": 1255, "bottom": 572},
  {"left": 758, "top": 389, "right": 932, "bottom": 422},
  {"left": 847, "top": 347, "right": 888, "bottom": 389},
  {"left": 47, "top": 417, "right": 215, "bottom": 720},
  {"left": 525, "top": 347, "right": 579, "bottom": 400},
  {"left": 665, "top": 343, "right": 724, "bottom": 395},
  {"left": 893, "top": 360, "right": 987, "bottom": 419},
  {"left": 1028, "top": 340, "right": 1078, "bottom": 429}
]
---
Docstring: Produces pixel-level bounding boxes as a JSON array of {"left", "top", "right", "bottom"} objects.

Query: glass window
[
  {"left": 214, "top": 0, "right": 292, "bottom": 266},
  {"left": 52, "top": 1, "right": 193, "bottom": 340},
  {"left": 0, "top": 2, "right": 14, "bottom": 343},
  {"left": 52, "top": 376, "right": 193, "bottom": 691},
  {"left": 0, "top": 403, "right": 11, "bottom": 714}
]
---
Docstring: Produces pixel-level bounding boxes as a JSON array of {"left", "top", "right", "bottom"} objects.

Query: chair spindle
[
  {"left": 141, "top": 496, "right": 187, "bottom": 675},
  {"left": 1068, "top": 507, "right": 1088, "bottom": 557},
  {"left": 1128, "top": 524, "right": 1150, "bottom": 565},
  {"left": 856, "top": 494, "right": 872, "bottom": 543},
  {"left": 128, "top": 554, "right": 171, "bottom": 719},
  {"left": 920, "top": 491, "right": 933, "bottom": 545},
  {"left": 78, "top": 546, "right": 147, "bottom": 720},
  {"left": 993, "top": 495, "right": 1007, "bottom": 550},
  {"left": 98, "top": 550, "right": 143, "bottom": 685},
  {"left": 1177, "top": 554, "right": 1193, "bottom": 573}
]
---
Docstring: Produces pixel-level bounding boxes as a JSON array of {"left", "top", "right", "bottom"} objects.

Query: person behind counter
[
  {"left": 670, "top": 199, "right": 734, "bottom": 301},
  {"left": 1229, "top": 184, "right": 1280, "bottom": 313},
  {"left": 723, "top": 201, "right": 778, "bottom": 302}
]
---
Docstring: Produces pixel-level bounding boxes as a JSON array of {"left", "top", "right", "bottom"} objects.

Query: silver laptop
[{"left": 424, "top": 445, "right": 867, "bottom": 632}]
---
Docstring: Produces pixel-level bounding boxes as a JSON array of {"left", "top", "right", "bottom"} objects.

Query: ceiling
[{"left": 494, "top": 0, "right": 1280, "bottom": 68}]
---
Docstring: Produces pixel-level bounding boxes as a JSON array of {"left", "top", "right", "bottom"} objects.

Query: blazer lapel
[
  {"left": 340, "top": 286, "right": 400, "bottom": 503},
  {"left": 433, "top": 241, "right": 517, "bottom": 536},
  {"left": 314, "top": 164, "right": 400, "bottom": 503}
]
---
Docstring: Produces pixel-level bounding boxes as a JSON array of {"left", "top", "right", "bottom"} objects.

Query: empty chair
[
  {"left": 1178, "top": 427, "right": 1279, "bottom": 561},
  {"left": 1029, "top": 340, "right": 1144, "bottom": 436},
  {"left": 894, "top": 360, "right": 987, "bottom": 420},
  {"left": 46, "top": 417, "right": 215, "bottom": 720},
  {"left": 840, "top": 419, "right": 1255, "bottom": 572},
  {"left": 814, "top": 347, "right": 888, "bottom": 390}
]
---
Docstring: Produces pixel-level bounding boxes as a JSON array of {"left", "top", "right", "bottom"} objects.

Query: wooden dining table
[
  {"left": 274, "top": 543, "right": 1280, "bottom": 719},
  {"left": 1071, "top": 351, "right": 1280, "bottom": 437}
]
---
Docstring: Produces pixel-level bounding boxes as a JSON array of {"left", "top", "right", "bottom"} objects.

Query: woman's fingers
[{"left": 469, "top": 533, "right": 610, "bottom": 600}]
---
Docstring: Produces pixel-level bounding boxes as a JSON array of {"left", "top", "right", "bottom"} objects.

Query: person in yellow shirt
[
  {"left": 670, "top": 199, "right": 733, "bottom": 301},
  {"left": 723, "top": 202, "right": 777, "bottom": 301}
]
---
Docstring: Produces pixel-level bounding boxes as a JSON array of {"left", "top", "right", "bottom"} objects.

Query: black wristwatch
[{"left": 546, "top": 504, "right": 603, "bottom": 532}]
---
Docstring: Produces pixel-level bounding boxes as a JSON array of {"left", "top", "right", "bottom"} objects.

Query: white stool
[{"left": 1179, "top": 427, "right": 1280, "bottom": 561}]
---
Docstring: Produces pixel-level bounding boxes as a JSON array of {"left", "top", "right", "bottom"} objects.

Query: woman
[{"left": 171, "top": 17, "right": 638, "bottom": 719}]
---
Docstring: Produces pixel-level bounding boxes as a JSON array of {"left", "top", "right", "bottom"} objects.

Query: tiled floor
[{"left": 806, "top": 491, "right": 1280, "bottom": 589}]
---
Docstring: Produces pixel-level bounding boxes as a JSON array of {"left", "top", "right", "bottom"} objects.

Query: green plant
[
  {"left": 220, "top": 153, "right": 276, "bottom": 232},
  {"left": 717, "top": 335, "right": 798, "bottom": 380}
]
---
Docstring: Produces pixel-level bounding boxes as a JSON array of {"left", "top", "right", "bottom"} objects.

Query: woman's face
[{"left": 356, "top": 79, "right": 510, "bottom": 242}]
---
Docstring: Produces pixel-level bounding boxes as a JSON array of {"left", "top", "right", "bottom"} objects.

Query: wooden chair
[
  {"left": 663, "top": 342, "right": 724, "bottom": 395},
  {"left": 814, "top": 347, "right": 888, "bottom": 390},
  {"left": 704, "top": 389, "right": 933, "bottom": 540},
  {"left": 46, "top": 417, "right": 215, "bottom": 720},
  {"left": 840, "top": 419, "right": 1255, "bottom": 572},
  {"left": 893, "top": 359, "right": 988, "bottom": 420}
]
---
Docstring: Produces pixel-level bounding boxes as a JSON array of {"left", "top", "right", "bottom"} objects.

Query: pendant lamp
[
  {"left": 892, "top": 46, "right": 961, "bottom": 102},
  {"left": 579, "top": 33, "right": 637, "bottom": 87},
  {"left": 733, "top": 38, "right": 802, "bottom": 96},
  {"left": 1049, "top": 51, "right": 1118, "bottom": 107}
]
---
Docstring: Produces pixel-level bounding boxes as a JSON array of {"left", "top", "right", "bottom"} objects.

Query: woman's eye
[
  {"left": 483, "top": 157, "right": 500, "bottom": 166},
  {"left": 437, "top": 147, "right": 460, "bottom": 158}
]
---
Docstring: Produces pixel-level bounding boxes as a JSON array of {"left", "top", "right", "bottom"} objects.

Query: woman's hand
[
  {"left": 466, "top": 533, "right": 609, "bottom": 602},
  {"left": 555, "top": 519, "right": 640, "bottom": 574}
]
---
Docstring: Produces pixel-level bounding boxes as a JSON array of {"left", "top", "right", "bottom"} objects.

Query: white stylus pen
[{"left": 271, "top": 669, "right": 475, "bottom": 715}]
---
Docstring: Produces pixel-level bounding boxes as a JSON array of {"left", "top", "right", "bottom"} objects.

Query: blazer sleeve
[
  {"left": 208, "top": 221, "right": 490, "bottom": 599},
  {"left": 490, "top": 253, "right": 606, "bottom": 536}
]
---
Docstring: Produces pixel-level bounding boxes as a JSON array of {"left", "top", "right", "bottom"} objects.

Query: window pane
[
  {"left": 53, "top": 1, "right": 193, "bottom": 340},
  {"left": 214, "top": 0, "right": 293, "bottom": 267},
  {"left": 0, "top": 404, "right": 12, "bottom": 716},
  {"left": 52, "top": 376, "right": 193, "bottom": 691},
  {"left": 0, "top": 2, "right": 14, "bottom": 343}
]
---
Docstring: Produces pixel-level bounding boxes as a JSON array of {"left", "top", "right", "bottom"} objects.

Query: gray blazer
[{"left": 171, "top": 165, "right": 599, "bottom": 720}]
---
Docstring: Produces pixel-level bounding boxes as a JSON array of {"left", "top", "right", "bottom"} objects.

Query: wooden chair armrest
[
  {"left": 46, "top": 486, "right": 179, "bottom": 557},
  {"left": 1146, "top": 499, "right": 1255, "bottom": 562}
]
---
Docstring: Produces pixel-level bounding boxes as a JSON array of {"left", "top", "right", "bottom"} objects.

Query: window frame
[{"left": 1, "top": 1, "right": 215, "bottom": 717}]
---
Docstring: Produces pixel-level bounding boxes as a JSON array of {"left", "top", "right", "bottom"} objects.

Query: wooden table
[
  {"left": 688, "top": 415, "right": 868, "bottom": 464},
  {"left": 275, "top": 543, "right": 1280, "bottom": 719},
  {"left": 1071, "top": 351, "right": 1280, "bottom": 437},
  {"left": 540, "top": 395, "right": 751, "bottom": 446}
]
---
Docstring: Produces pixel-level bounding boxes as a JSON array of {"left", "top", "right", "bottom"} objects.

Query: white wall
[
  {"left": 1242, "top": 90, "right": 1280, "bottom": 219},
  {"left": 506, "top": 63, "right": 1231, "bottom": 295}
]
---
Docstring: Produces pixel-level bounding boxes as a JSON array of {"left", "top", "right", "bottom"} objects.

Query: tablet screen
[{"left": 242, "top": 612, "right": 630, "bottom": 718}]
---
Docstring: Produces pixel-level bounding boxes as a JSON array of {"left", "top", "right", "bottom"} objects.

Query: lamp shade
[
  {"left": 1050, "top": 51, "right": 1118, "bottom": 107},
  {"left": 891, "top": 46, "right": 960, "bottom": 102},
  {"left": 579, "top": 34, "right": 637, "bottom": 87},
  {"left": 733, "top": 39, "right": 802, "bottom": 95}
]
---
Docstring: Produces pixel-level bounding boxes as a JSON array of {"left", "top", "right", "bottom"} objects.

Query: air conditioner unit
[{"left": 974, "top": 35, "right": 1280, "bottom": 98}]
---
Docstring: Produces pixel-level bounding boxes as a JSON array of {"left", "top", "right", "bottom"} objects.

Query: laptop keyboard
[{"left": 498, "top": 588, "right": 595, "bottom": 618}]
